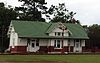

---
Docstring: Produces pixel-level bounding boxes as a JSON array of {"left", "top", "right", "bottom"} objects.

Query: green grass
[{"left": 0, "top": 55, "right": 100, "bottom": 63}]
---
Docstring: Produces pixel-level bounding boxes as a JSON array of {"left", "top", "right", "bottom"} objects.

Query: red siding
[
  {"left": 70, "top": 46, "right": 74, "bottom": 52},
  {"left": 10, "top": 46, "right": 74, "bottom": 54},
  {"left": 82, "top": 47, "right": 86, "bottom": 52},
  {"left": 39, "top": 46, "right": 48, "bottom": 53},
  {"left": 48, "top": 46, "right": 54, "bottom": 52},
  {"left": 63, "top": 46, "right": 69, "bottom": 52},
  {"left": 48, "top": 46, "right": 69, "bottom": 54},
  {"left": 10, "top": 46, "right": 27, "bottom": 53}
]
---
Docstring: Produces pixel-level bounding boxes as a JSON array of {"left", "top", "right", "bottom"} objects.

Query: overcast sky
[{"left": 0, "top": 0, "right": 100, "bottom": 25}]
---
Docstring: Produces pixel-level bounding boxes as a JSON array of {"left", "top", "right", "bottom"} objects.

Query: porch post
[
  {"left": 62, "top": 29, "right": 64, "bottom": 54},
  {"left": 27, "top": 38, "right": 30, "bottom": 52}
]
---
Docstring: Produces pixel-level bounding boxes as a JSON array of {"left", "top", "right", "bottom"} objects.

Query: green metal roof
[
  {"left": 11, "top": 20, "right": 89, "bottom": 39},
  {"left": 64, "top": 23, "right": 88, "bottom": 39}
]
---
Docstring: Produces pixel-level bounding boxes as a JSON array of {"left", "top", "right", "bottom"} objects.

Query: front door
[
  {"left": 74, "top": 41, "right": 81, "bottom": 52},
  {"left": 28, "top": 40, "right": 39, "bottom": 52}
]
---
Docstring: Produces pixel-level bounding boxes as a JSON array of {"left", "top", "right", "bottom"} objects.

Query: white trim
[
  {"left": 48, "top": 52, "right": 62, "bottom": 54},
  {"left": 28, "top": 39, "right": 40, "bottom": 52},
  {"left": 64, "top": 52, "right": 68, "bottom": 54},
  {"left": 12, "top": 38, "right": 15, "bottom": 48},
  {"left": 54, "top": 48, "right": 63, "bottom": 49},
  {"left": 54, "top": 40, "right": 62, "bottom": 48},
  {"left": 48, "top": 52, "right": 68, "bottom": 54},
  {"left": 74, "top": 40, "right": 82, "bottom": 53}
]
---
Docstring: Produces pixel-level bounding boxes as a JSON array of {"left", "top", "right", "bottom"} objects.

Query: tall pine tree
[
  {"left": 0, "top": 2, "right": 17, "bottom": 52},
  {"left": 15, "top": 0, "right": 47, "bottom": 21}
]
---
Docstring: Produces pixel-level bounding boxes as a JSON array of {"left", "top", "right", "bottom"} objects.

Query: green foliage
[
  {"left": 0, "top": 3, "right": 17, "bottom": 25},
  {"left": 88, "top": 24, "right": 100, "bottom": 48},
  {"left": 45, "top": 3, "right": 80, "bottom": 24},
  {"left": 0, "top": 2, "right": 17, "bottom": 52},
  {"left": 15, "top": 0, "right": 47, "bottom": 21}
]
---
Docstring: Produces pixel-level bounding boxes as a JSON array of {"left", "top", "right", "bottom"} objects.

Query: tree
[
  {"left": 87, "top": 24, "right": 100, "bottom": 51},
  {"left": 45, "top": 3, "right": 80, "bottom": 24},
  {"left": 0, "top": 2, "right": 17, "bottom": 52},
  {"left": 15, "top": 0, "right": 47, "bottom": 21}
]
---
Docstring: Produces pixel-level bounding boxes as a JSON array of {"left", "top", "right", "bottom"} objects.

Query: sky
[{"left": 0, "top": 0, "right": 100, "bottom": 25}]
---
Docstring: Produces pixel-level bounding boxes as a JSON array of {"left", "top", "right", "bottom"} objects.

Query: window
[
  {"left": 75, "top": 39, "right": 80, "bottom": 48},
  {"left": 55, "top": 32, "right": 62, "bottom": 36},
  {"left": 54, "top": 40, "right": 61, "bottom": 48},
  {"left": 62, "top": 32, "right": 64, "bottom": 36},
  {"left": 32, "top": 43, "right": 34, "bottom": 47},
  {"left": 57, "top": 40, "right": 60, "bottom": 48},
  {"left": 58, "top": 32, "right": 61, "bottom": 36},
  {"left": 55, "top": 32, "right": 57, "bottom": 36},
  {"left": 75, "top": 39, "right": 80, "bottom": 42},
  {"left": 31, "top": 40, "right": 35, "bottom": 42},
  {"left": 36, "top": 39, "right": 39, "bottom": 46},
  {"left": 76, "top": 43, "right": 79, "bottom": 48},
  {"left": 36, "top": 42, "right": 39, "bottom": 46}
]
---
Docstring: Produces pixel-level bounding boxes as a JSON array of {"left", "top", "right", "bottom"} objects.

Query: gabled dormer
[{"left": 46, "top": 22, "right": 71, "bottom": 37}]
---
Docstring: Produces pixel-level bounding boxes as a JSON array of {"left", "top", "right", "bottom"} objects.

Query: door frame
[
  {"left": 74, "top": 40, "right": 81, "bottom": 52},
  {"left": 28, "top": 39, "right": 39, "bottom": 52}
]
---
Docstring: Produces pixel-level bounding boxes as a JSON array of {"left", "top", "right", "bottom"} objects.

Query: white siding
[
  {"left": 69, "top": 40, "right": 74, "bottom": 46},
  {"left": 64, "top": 32, "right": 69, "bottom": 36},
  {"left": 48, "top": 39, "right": 51, "bottom": 46},
  {"left": 63, "top": 39, "right": 68, "bottom": 46},
  {"left": 9, "top": 24, "right": 27, "bottom": 47},
  {"left": 53, "top": 28, "right": 63, "bottom": 32},
  {"left": 17, "top": 38, "right": 27, "bottom": 46},
  {"left": 9, "top": 32, "right": 18, "bottom": 47},
  {"left": 49, "top": 28, "right": 62, "bottom": 36},
  {"left": 10, "top": 34, "right": 27, "bottom": 47},
  {"left": 39, "top": 39, "right": 49, "bottom": 46},
  {"left": 81, "top": 40, "right": 85, "bottom": 46},
  {"left": 49, "top": 27, "right": 69, "bottom": 36},
  {"left": 48, "top": 39, "right": 68, "bottom": 47},
  {"left": 49, "top": 33, "right": 55, "bottom": 36},
  {"left": 50, "top": 39, "right": 55, "bottom": 46},
  {"left": 9, "top": 23, "right": 18, "bottom": 48},
  {"left": 7, "top": 23, "right": 15, "bottom": 36}
]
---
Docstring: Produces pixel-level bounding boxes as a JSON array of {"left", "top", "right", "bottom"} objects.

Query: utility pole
[
  {"left": 59, "top": 23, "right": 66, "bottom": 54},
  {"left": 62, "top": 29, "right": 64, "bottom": 54}
]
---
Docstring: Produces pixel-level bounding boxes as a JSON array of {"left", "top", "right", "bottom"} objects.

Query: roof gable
[{"left": 46, "top": 22, "right": 67, "bottom": 33}]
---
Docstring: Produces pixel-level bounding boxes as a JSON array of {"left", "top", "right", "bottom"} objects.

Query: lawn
[{"left": 0, "top": 55, "right": 100, "bottom": 63}]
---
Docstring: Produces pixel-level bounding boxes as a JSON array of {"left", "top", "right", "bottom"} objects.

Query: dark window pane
[
  {"left": 57, "top": 40, "right": 60, "bottom": 48},
  {"left": 54, "top": 40, "right": 56, "bottom": 48},
  {"left": 55, "top": 32, "right": 57, "bottom": 36},
  {"left": 75, "top": 39, "right": 79, "bottom": 42},
  {"left": 57, "top": 44, "right": 60, "bottom": 48},
  {"left": 32, "top": 43, "right": 34, "bottom": 47},
  {"left": 58, "top": 32, "right": 61, "bottom": 36},
  {"left": 62, "top": 32, "right": 64, "bottom": 36},
  {"left": 36, "top": 42, "right": 39, "bottom": 46}
]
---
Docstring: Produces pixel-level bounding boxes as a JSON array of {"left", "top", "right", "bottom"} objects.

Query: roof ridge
[{"left": 11, "top": 20, "right": 49, "bottom": 23}]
